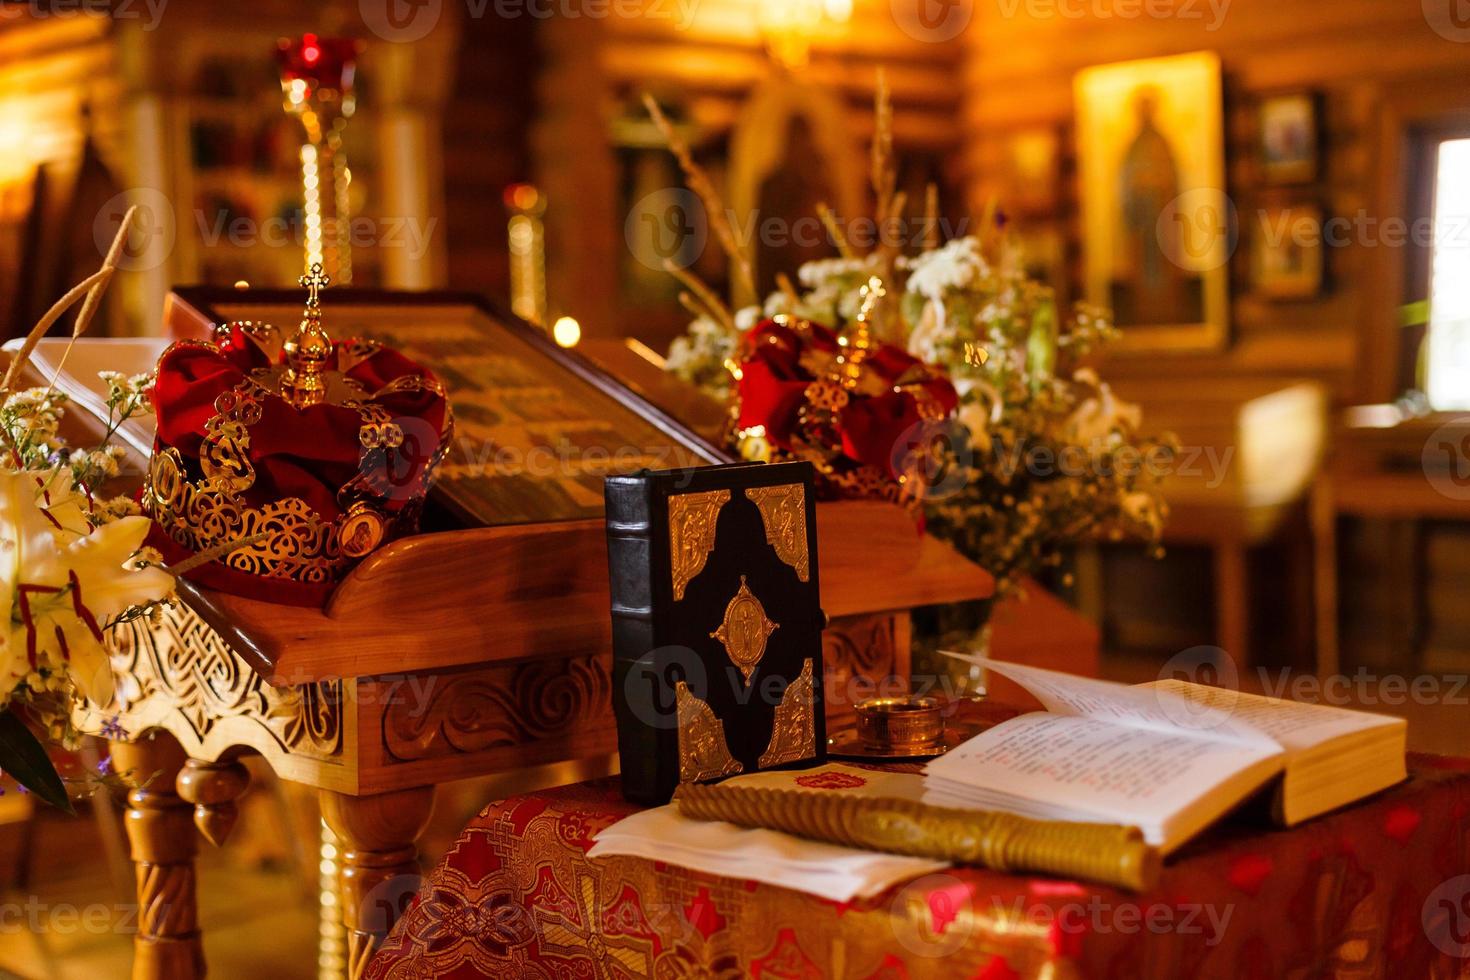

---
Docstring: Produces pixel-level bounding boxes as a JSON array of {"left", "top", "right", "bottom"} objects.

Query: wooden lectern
[{"left": 54, "top": 289, "right": 993, "bottom": 979}]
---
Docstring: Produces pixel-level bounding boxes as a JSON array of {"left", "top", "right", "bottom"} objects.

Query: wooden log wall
[
  {"left": 532, "top": 0, "right": 966, "bottom": 347},
  {"left": 959, "top": 0, "right": 1470, "bottom": 404}
]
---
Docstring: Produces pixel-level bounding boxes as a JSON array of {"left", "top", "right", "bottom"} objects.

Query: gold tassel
[{"left": 675, "top": 782, "right": 1160, "bottom": 892}]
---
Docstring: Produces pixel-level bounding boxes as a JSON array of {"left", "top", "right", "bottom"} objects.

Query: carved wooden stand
[
  {"left": 74, "top": 502, "right": 991, "bottom": 979},
  {"left": 80, "top": 602, "right": 926, "bottom": 979}
]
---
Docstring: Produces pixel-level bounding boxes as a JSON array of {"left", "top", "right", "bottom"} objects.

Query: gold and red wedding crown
[
  {"left": 144, "top": 266, "right": 453, "bottom": 606},
  {"left": 732, "top": 277, "right": 958, "bottom": 509}
]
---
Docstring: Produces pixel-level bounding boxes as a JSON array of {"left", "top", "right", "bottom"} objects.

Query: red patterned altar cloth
[{"left": 367, "top": 753, "right": 1470, "bottom": 979}]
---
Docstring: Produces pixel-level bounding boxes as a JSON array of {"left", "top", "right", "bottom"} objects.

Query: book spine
[
  {"left": 604, "top": 476, "right": 655, "bottom": 637},
  {"left": 604, "top": 476, "right": 669, "bottom": 804}
]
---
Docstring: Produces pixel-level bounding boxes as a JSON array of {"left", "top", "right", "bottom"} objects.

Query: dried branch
[
  {"left": 1, "top": 268, "right": 111, "bottom": 395},
  {"left": 665, "top": 259, "right": 734, "bottom": 332},
  {"left": 44, "top": 205, "right": 140, "bottom": 400},
  {"left": 924, "top": 182, "right": 940, "bottom": 251},
  {"left": 870, "top": 69, "right": 896, "bottom": 227},
  {"left": 643, "top": 93, "right": 756, "bottom": 303},
  {"left": 677, "top": 291, "right": 717, "bottom": 325},
  {"left": 888, "top": 191, "right": 909, "bottom": 231},
  {"left": 816, "top": 203, "right": 855, "bottom": 259},
  {"left": 2, "top": 206, "right": 136, "bottom": 395},
  {"left": 776, "top": 272, "right": 801, "bottom": 314},
  {"left": 166, "top": 531, "right": 273, "bottom": 578}
]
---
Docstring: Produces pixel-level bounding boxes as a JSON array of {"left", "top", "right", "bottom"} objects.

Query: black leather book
[{"left": 605, "top": 460, "right": 827, "bottom": 805}]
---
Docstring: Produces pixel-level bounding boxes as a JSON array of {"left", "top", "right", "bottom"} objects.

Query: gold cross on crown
[{"left": 300, "top": 263, "right": 331, "bottom": 312}]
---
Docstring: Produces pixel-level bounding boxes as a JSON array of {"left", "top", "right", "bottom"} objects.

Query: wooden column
[
  {"left": 320, "top": 787, "right": 435, "bottom": 980},
  {"left": 111, "top": 734, "right": 203, "bottom": 980},
  {"left": 1213, "top": 540, "right": 1251, "bottom": 670},
  {"left": 1311, "top": 476, "right": 1340, "bottom": 680}
]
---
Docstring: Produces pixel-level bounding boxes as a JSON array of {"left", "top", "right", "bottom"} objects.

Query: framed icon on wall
[{"left": 1075, "top": 51, "right": 1230, "bottom": 353}]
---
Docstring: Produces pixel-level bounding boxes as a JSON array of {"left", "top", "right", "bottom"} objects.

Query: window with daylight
[{"left": 1426, "top": 137, "right": 1470, "bottom": 409}]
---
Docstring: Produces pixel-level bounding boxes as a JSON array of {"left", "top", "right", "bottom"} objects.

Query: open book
[
  {"left": 2, "top": 337, "right": 167, "bottom": 456},
  {"left": 925, "top": 656, "right": 1407, "bottom": 855}
]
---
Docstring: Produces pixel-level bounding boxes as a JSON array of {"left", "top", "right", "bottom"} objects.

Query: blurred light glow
[
  {"left": 301, "top": 143, "right": 324, "bottom": 272},
  {"left": 1428, "top": 138, "right": 1470, "bottom": 409},
  {"left": 505, "top": 183, "right": 542, "bottom": 212},
  {"left": 0, "top": 103, "right": 39, "bottom": 183},
  {"left": 552, "top": 316, "right": 581, "bottom": 348},
  {"left": 757, "top": 0, "right": 850, "bottom": 68}
]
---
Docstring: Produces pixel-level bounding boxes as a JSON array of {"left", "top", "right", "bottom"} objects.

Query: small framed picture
[
  {"left": 1252, "top": 204, "right": 1325, "bottom": 300},
  {"left": 1259, "top": 91, "right": 1320, "bottom": 185}
]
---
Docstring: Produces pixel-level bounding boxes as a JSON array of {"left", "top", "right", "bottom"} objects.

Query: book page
[
  {"left": 927, "top": 712, "right": 1283, "bottom": 826},
  {"left": 946, "top": 653, "right": 1276, "bottom": 748},
  {"left": 6, "top": 338, "right": 164, "bottom": 456},
  {"left": 1145, "top": 679, "right": 1403, "bottom": 753}
]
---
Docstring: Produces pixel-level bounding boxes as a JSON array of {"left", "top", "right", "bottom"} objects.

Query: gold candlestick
[
  {"left": 505, "top": 183, "right": 548, "bottom": 327},
  {"left": 278, "top": 34, "right": 362, "bottom": 285},
  {"left": 675, "top": 781, "right": 1160, "bottom": 892}
]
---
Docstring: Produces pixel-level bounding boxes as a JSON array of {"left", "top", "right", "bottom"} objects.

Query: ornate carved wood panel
[
  {"left": 369, "top": 612, "right": 907, "bottom": 776},
  {"left": 76, "top": 603, "right": 349, "bottom": 787},
  {"left": 378, "top": 654, "right": 611, "bottom": 763},
  {"left": 822, "top": 612, "right": 908, "bottom": 729}
]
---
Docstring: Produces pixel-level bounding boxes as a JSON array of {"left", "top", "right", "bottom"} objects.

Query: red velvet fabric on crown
[
  {"left": 737, "top": 316, "right": 958, "bottom": 483},
  {"left": 144, "top": 321, "right": 452, "bottom": 607}
]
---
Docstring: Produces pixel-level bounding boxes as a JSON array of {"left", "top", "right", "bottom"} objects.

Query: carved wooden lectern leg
[
  {"left": 110, "top": 734, "right": 204, "bottom": 980},
  {"left": 320, "top": 787, "right": 435, "bottom": 980}
]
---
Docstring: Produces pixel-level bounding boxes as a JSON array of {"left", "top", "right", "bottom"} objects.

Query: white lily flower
[{"left": 0, "top": 471, "right": 172, "bottom": 707}]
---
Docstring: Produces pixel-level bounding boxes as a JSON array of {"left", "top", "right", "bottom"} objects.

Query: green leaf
[
  {"left": 0, "top": 710, "right": 74, "bottom": 814},
  {"left": 900, "top": 291, "right": 927, "bottom": 333},
  {"left": 1026, "top": 297, "right": 1058, "bottom": 393}
]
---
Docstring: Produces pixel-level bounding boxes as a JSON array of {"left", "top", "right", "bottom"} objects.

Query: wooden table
[
  {"left": 1104, "top": 378, "right": 1328, "bottom": 669},
  {"left": 1311, "top": 409, "right": 1470, "bottom": 679},
  {"left": 11, "top": 334, "right": 994, "bottom": 980}
]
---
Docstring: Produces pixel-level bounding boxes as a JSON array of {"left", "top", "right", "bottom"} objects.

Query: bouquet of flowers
[
  {"left": 0, "top": 208, "right": 175, "bottom": 810},
  {"left": 651, "top": 75, "right": 1173, "bottom": 618}
]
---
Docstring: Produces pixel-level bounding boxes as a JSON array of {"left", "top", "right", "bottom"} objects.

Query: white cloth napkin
[{"left": 588, "top": 764, "right": 948, "bottom": 902}]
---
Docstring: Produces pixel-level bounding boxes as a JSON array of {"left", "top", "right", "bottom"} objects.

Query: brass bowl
[{"left": 853, "top": 696, "right": 944, "bottom": 754}]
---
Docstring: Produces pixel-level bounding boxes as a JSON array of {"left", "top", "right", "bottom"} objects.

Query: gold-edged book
[{"left": 928, "top": 655, "right": 1408, "bottom": 856}]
